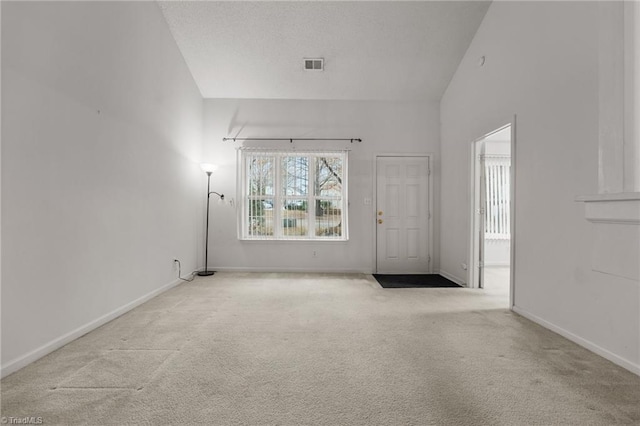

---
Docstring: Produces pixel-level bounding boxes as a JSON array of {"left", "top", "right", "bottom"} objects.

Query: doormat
[{"left": 373, "top": 274, "right": 462, "bottom": 289}]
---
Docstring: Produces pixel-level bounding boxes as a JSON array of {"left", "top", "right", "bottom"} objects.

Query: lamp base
[{"left": 197, "top": 271, "right": 215, "bottom": 276}]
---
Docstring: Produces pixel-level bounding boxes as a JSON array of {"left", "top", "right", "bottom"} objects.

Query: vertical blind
[{"left": 484, "top": 155, "right": 511, "bottom": 240}]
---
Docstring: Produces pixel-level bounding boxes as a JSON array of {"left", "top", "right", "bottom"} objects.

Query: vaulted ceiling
[{"left": 159, "top": 1, "right": 490, "bottom": 101}]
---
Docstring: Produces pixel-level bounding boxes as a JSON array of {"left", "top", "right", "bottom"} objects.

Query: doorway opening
[{"left": 470, "top": 124, "right": 513, "bottom": 305}]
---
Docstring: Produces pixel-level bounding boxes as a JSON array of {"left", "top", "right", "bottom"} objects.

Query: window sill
[
  {"left": 575, "top": 192, "right": 640, "bottom": 202},
  {"left": 575, "top": 192, "right": 640, "bottom": 224},
  {"left": 239, "top": 238, "right": 349, "bottom": 243},
  {"left": 575, "top": 192, "right": 640, "bottom": 281}
]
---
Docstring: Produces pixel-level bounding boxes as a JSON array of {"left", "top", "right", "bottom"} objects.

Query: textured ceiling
[{"left": 159, "top": 1, "right": 490, "bottom": 101}]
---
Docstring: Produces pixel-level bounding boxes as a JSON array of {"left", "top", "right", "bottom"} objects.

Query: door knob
[
  {"left": 378, "top": 219, "right": 383, "bottom": 224},
  {"left": 378, "top": 211, "right": 383, "bottom": 216}
]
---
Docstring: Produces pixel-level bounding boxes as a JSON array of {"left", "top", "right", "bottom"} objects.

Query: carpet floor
[{"left": 2, "top": 272, "right": 639, "bottom": 425}]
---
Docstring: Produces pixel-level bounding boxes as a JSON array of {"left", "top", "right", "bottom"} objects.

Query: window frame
[{"left": 238, "top": 149, "right": 349, "bottom": 241}]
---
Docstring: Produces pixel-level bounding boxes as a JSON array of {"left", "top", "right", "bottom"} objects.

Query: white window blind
[
  {"left": 484, "top": 156, "right": 511, "bottom": 240},
  {"left": 239, "top": 149, "right": 348, "bottom": 241}
]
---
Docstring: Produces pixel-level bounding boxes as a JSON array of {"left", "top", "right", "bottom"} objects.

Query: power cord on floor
[{"left": 174, "top": 259, "right": 196, "bottom": 282}]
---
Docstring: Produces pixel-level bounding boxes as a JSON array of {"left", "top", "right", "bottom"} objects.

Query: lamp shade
[{"left": 200, "top": 163, "right": 218, "bottom": 174}]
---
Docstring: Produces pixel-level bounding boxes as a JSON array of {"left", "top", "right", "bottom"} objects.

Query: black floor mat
[{"left": 373, "top": 274, "right": 461, "bottom": 288}]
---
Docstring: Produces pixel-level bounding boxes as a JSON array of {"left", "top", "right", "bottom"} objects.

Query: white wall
[
  {"left": 0, "top": 1, "right": 4, "bottom": 370},
  {"left": 485, "top": 140, "right": 510, "bottom": 156},
  {"left": 441, "top": 1, "right": 639, "bottom": 373},
  {"left": 1, "top": 2, "right": 204, "bottom": 376},
  {"left": 203, "top": 99, "right": 440, "bottom": 273}
]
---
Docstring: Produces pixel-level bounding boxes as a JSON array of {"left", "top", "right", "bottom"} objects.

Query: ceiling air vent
[{"left": 304, "top": 58, "right": 324, "bottom": 71}]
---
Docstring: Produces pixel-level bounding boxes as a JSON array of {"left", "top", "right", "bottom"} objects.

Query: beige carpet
[{"left": 2, "top": 272, "right": 639, "bottom": 425}]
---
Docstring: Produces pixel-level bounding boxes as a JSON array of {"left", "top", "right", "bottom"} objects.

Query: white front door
[{"left": 376, "top": 156, "right": 430, "bottom": 273}]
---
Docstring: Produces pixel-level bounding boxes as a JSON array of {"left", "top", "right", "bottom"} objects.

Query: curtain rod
[{"left": 223, "top": 137, "right": 362, "bottom": 143}]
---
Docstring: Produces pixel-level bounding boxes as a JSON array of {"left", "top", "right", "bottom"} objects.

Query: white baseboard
[
  {"left": 438, "top": 269, "right": 467, "bottom": 287},
  {"left": 512, "top": 305, "right": 640, "bottom": 377},
  {"left": 210, "top": 266, "right": 372, "bottom": 274},
  {"left": 1, "top": 278, "right": 183, "bottom": 378}
]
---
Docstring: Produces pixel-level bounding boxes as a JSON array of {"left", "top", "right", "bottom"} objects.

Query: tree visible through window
[{"left": 240, "top": 150, "right": 348, "bottom": 240}]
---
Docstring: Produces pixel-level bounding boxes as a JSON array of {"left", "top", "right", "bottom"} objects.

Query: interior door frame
[
  {"left": 373, "top": 153, "right": 434, "bottom": 274},
  {"left": 473, "top": 140, "right": 487, "bottom": 289},
  {"left": 468, "top": 118, "right": 516, "bottom": 309}
]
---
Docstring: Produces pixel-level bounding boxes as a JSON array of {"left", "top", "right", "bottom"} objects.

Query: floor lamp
[{"left": 198, "top": 163, "right": 224, "bottom": 276}]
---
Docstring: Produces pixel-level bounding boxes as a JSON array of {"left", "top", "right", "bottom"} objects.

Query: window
[
  {"left": 484, "top": 156, "right": 511, "bottom": 240},
  {"left": 239, "top": 150, "right": 348, "bottom": 240}
]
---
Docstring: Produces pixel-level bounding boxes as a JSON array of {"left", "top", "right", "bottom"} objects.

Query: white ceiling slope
[{"left": 159, "top": 1, "right": 490, "bottom": 101}]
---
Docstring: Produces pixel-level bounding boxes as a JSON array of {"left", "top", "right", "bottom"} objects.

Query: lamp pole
[{"left": 198, "top": 166, "right": 223, "bottom": 277}]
